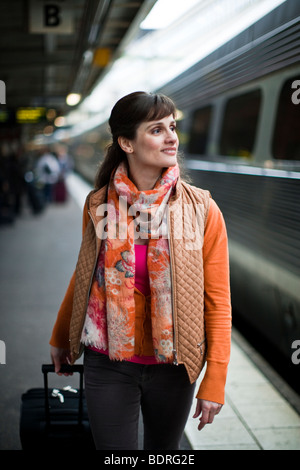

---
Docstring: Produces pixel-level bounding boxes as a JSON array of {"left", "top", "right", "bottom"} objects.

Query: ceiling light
[
  {"left": 140, "top": 0, "right": 199, "bottom": 30},
  {"left": 66, "top": 93, "right": 81, "bottom": 106}
]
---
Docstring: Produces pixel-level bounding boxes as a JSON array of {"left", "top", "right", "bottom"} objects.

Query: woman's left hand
[{"left": 193, "top": 399, "right": 223, "bottom": 431}]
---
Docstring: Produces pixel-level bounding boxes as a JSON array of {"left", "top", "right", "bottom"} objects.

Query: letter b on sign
[
  {"left": 29, "top": 1, "right": 74, "bottom": 34},
  {"left": 44, "top": 4, "right": 60, "bottom": 27}
]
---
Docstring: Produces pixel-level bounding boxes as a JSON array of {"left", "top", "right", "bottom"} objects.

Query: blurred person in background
[
  {"left": 36, "top": 147, "right": 60, "bottom": 203},
  {"left": 53, "top": 145, "right": 74, "bottom": 203},
  {"left": 56, "top": 144, "right": 74, "bottom": 178},
  {"left": 0, "top": 141, "right": 25, "bottom": 223}
]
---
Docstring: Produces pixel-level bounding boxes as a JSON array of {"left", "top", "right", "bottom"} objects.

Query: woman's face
[{"left": 120, "top": 114, "right": 179, "bottom": 173}]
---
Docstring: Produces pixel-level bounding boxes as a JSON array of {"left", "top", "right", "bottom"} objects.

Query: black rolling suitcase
[{"left": 20, "top": 364, "right": 95, "bottom": 449}]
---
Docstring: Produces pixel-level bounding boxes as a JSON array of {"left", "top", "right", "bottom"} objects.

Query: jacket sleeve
[
  {"left": 196, "top": 199, "right": 232, "bottom": 404},
  {"left": 49, "top": 200, "right": 90, "bottom": 349}
]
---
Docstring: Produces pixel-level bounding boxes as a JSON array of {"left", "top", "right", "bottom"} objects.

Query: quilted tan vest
[{"left": 69, "top": 179, "right": 210, "bottom": 383}]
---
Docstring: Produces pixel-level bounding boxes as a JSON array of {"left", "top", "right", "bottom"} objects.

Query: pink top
[
  {"left": 88, "top": 243, "right": 158, "bottom": 364},
  {"left": 134, "top": 244, "right": 151, "bottom": 296}
]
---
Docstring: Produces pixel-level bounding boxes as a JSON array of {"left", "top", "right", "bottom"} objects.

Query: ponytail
[{"left": 95, "top": 141, "right": 126, "bottom": 189}]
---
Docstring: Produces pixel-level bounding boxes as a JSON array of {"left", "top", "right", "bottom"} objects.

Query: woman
[{"left": 50, "top": 91, "right": 231, "bottom": 450}]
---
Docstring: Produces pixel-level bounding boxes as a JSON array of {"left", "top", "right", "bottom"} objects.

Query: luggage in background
[{"left": 54, "top": 178, "right": 67, "bottom": 203}]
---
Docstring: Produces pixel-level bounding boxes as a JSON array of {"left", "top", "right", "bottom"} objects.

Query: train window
[
  {"left": 220, "top": 90, "right": 261, "bottom": 157},
  {"left": 188, "top": 105, "right": 212, "bottom": 155},
  {"left": 272, "top": 77, "right": 300, "bottom": 160}
]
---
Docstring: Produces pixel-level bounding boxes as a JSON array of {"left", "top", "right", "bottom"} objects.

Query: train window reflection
[
  {"left": 188, "top": 105, "right": 212, "bottom": 155},
  {"left": 220, "top": 89, "right": 261, "bottom": 158},
  {"left": 272, "top": 77, "right": 300, "bottom": 160}
]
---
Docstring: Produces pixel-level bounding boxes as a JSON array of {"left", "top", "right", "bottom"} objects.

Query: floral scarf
[{"left": 81, "top": 161, "right": 179, "bottom": 362}]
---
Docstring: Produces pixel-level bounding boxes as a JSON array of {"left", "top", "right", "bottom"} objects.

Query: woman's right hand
[{"left": 50, "top": 346, "right": 72, "bottom": 375}]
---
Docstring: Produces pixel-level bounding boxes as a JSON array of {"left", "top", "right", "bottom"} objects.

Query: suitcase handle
[
  {"left": 42, "top": 364, "right": 84, "bottom": 427},
  {"left": 42, "top": 364, "right": 83, "bottom": 374}
]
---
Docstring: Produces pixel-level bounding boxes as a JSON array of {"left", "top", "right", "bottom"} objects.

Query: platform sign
[
  {"left": 16, "top": 107, "right": 46, "bottom": 123},
  {"left": 93, "top": 48, "right": 111, "bottom": 67},
  {"left": 29, "top": 0, "right": 74, "bottom": 34}
]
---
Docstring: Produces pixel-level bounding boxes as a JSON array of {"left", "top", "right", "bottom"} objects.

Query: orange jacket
[{"left": 50, "top": 180, "right": 231, "bottom": 404}]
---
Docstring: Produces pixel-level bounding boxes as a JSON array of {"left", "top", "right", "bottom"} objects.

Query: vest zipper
[
  {"left": 167, "top": 202, "right": 179, "bottom": 366},
  {"left": 87, "top": 210, "right": 100, "bottom": 298},
  {"left": 197, "top": 339, "right": 206, "bottom": 355},
  {"left": 75, "top": 211, "right": 99, "bottom": 354}
]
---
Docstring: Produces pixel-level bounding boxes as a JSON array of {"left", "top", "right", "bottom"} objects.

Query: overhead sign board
[
  {"left": 93, "top": 48, "right": 111, "bottom": 67},
  {"left": 29, "top": 0, "right": 74, "bottom": 34},
  {"left": 16, "top": 107, "right": 46, "bottom": 123}
]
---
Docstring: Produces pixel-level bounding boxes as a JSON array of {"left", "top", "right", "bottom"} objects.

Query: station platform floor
[{"left": 0, "top": 172, "right": 299, "bottom": 451}]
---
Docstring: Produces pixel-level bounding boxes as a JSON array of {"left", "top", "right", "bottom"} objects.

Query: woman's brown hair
[{"left": 94, "top": 91, "right": 177, "bottom": 189}]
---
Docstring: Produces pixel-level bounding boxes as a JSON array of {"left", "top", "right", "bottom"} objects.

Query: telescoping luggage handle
[{"left": 42, "top": 364, "right": 84, "bottom": 427}]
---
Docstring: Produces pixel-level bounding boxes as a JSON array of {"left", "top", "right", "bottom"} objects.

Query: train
[{"left": 63, "top": 0, "right": 300, "bottom": 387}]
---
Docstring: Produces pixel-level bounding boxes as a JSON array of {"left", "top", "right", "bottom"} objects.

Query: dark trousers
[{"left": 84, "top": 348, "right": 195, "bottom": 450}]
